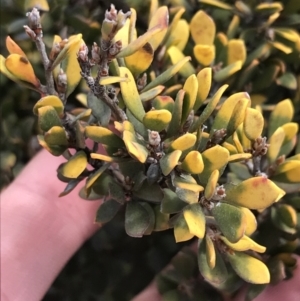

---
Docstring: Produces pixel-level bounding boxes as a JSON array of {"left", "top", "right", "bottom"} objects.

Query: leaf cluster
[{"left": 1, "top": 0, "right": 300, "bottom": 300}]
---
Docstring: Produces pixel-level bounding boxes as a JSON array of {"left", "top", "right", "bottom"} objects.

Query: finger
[{"left": 1, "top": 150, "right": 102, "bottom": 301}]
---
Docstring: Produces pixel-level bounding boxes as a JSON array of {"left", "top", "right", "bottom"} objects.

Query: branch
[{"left": 24, "top": 8, "right": 56, "bottom": 96}]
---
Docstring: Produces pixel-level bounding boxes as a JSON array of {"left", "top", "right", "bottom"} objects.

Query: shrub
[{"left": 1, "top": 0, "right": 300, "bottom": 299}]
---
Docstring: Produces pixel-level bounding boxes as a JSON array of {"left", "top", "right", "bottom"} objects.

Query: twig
[{"left": 24, "top": 8, "right": 56, "bottom": 96}]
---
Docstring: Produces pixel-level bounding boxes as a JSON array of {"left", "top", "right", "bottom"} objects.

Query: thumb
[{"left": 1, "top": 150, "right": 102, "bottom": 301}]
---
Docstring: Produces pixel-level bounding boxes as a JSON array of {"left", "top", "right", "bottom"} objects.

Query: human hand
[{"left": 1, "top": 150, "right": 299, "bottom": 301}]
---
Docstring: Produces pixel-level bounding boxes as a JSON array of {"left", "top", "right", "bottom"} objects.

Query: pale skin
[{"left": 1, "top": 150, "right": 299, "bottom": 301}]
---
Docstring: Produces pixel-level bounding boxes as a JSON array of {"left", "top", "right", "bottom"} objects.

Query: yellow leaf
[
  {"left": 123, "top": 130, "right": 148, "bottom": 163},
  {"left": 239, "top": 207, "right": 257, "bottom": 236},
  {"left": 274, "top": 28, "right": 300, "bottom": 43},
  {"left": 170, "top": 133, "right": 197, "bottom": 151},
  {"left": 272, "top": 160, "right": 300, "bottom": 183},
  {"left": 227, "top": 39, "right": 246, "bottom": 65},
  {"left": 33, "top": 95, "right": 64, "bottom": 116},
  {"left": 200, "top": 145, "right": 229, "bottom": 184},
  {"left": 190, "top": 10, "right": 216, "bottom": 45},
  {"left": 147, "top": 6, "right": 169, "bottom": 51},
  {"left": 183, "top": 203, "right": 206, "bottom": 239},
  {"left": 244, "top": 107, "right": 264, "bottom": 140},
  {"left": 60, "top": 151, "right": 87, "bottom": 178},
  {"left": 62, "top": 36, "right": 84, "bottom": 97},
  {"left": 194, "top": 44, "right": 215, "bottom": 66},
  {"left": 125, "top": 42, "right": 154, "bottom": 76},
  {"left": 211, "top": 92, "right": 250, "bottom": 134},
  {"left": 205, "top": 235, "right": 216, "bottom": 269},
  {"left": 221, "top": 235, "right": 266, "bottom": 253},
  {"left": 166, "top": 19, "right": 190, "bottom": 51},
  {"left": 6, "top": 36, "right": 27, "bottom": 57},
  {"left": 181, "top": 151, "right": 204, "bottom": 174},
  {"left": 194, "top": 67, "right": 212, "bottom": 111},
  {"left": 114, "top": 18, "right": 130, "bottom": 47},
  {"left": 174, "top": 213, "right": 194, "bottom": 242},
  {"left": 227, "top": 252, "right": 270, "bottom": 284},
  {"left": 269, "top": 99, "right": 294, "bottom": 137},
  {"left": 0, "top": 54, "right": 20, "bottom": 83},
  {"left": 281, "top": 122, "right": 299, "bottom": 142},
  {"left": 24, "top": 0, "right": 49, "bottom": 11},
  {"left": 225, "top": 177, "right": 285, "bottom": 209},
  {"left": 268, "top": 127, "right": 285, "bottom": 163},
  {"left": 117, "top": 26, "right": 162, "bottom": 58},
  {"left": 119, "top": 67, "right": 145, "bottom": 122},
  {"left": 228, "top": 153, "right": 252, "bottom": 163},
  {"left": 182, "top": 74, "right": 198, "bottom": 125},
  {"left": 143, "top": 109, "right": 172, "bottom": 131},
  {"left": 168, "top": 46, "right": 195, "bottom": 78},
  {"left": 5, "top": 54, "right": 39, "bottom": 87},
  {"left": 204, "top": 170, "right": 219, "bottom": 200}
]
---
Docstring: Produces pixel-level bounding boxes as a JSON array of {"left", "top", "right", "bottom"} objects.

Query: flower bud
[{"left": 148, "top": 130, "right": 161, "bottom": 147}]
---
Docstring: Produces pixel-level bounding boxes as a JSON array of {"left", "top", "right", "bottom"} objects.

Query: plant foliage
[{"left": 1, "top": 0, "right": 300, "bottom": 300}]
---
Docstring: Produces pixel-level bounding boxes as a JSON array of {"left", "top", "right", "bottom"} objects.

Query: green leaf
[
  {"left": 38, "top": 106, "right": 62, "bottom": 132},
  {"left": 183, "top": 203, "right": 205, "bottom": 239},
  {"left": 133, "top": 181, "right": 164, "bottom": 203},
  {"left": 87, "top": 91, "right": 111, "bottom": 126},
  {"left": 59, "top": 150, "right": 87, "bottom": 179},
  {"left": 125, "top": 201, "right": 150, "bottom": 237},
  {"left": 95, "top": 199, "right": 121, "bottom": 225},
  {"left": 214, "top": 61, "right": 243, "bottom": 82},
  {"left": 119, "top": 67, "right": 145, "bottom": 122},
  {"left": 161, "top": 188, "right": 187, "bottom": 214},
  {"left": 198, "top": 239, "right": 228, "bottom": 285},
  {"left": 166, "top": 89, "right": 184, "bottom": 138},
  {"left": 143, "top": 109, "right": 172, "bottom": 132},
  {"left": 191, "top": 84, "right": 228, "bottom": 131},
  {"left": 225, "top": 177, "right": 285, "bottom": 209},
  {"left": 227, "top": 252, "right": 270, "bottom": 284},
  {"left": 212, "top": 203, "right": 247, "bottom": 243},
  {"left": 141, "top": 57, "right": 191, "bottom": 92},
  {"left": 276, "top": 72, "right": 297, "bottom": 90},
  {"left": 85, "top": 164, "right": 109, "bottom": 196}
]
